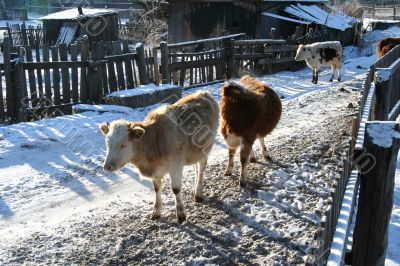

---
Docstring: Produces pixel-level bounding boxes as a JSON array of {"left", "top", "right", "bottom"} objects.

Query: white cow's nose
[{"left": 103, "top": 163, "right": 116, "bottom": 172}]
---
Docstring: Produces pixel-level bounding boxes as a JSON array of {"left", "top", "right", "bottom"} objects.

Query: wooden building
[
  {"left": 167, "top": 0, "right": 359, "bottom": 44},
  {"left": 40, "top": 7, "right": 120, "bottom": 45},
  {"left": 168, "top": 0, "right": 261, "bottom": 43}
]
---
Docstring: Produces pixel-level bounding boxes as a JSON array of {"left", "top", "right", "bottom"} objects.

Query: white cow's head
[
  {"left": 100, "top": 119, "right": 145, "bottom": 172},
  {"left": 295, "top": 44, "right": 311, "bottom": 61}
]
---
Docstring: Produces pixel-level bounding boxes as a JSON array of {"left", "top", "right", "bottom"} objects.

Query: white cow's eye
[{"left": 120, "top": 144, "right": 126, "bottom": 148}]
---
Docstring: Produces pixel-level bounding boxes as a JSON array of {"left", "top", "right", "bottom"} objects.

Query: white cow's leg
[
  {"left": 330, "top": 64, "right": 336, "bottom": 82},
  {"left": 312, "top": 68, "right": 316, "bottom": 83},
  {"left": 194, "top": 159, "right": 207, "bottom": 202},
  {"left": 225, "top": 146, "right": 237, "bottom": 176},
  {"left": 239, "top": 139, "right": 253, "bottom": 187},
  {"left": 170, "top": 166, "right": 186, "bottom": 223},
  {"left": 337, "top": 64, "right": 342, "bottom": 82},
  {"left": 151, "top": 178, "right": 162, "bottom": 220},
  {"left": 315, "top": 68, "right": 320, "bottom": 84},
  {"left": 259, "top": 138, "right": 270, "bottom": 160}
]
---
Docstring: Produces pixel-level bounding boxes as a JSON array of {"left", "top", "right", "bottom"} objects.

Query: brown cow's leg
[
  {"left": 151, "top": 178, "right": 162, "bottom": 220},
  {"left": 259, "top": 138, "right": 271, "bottom": 160},
  {"left": 170, "top": 168, "right": 186, "bottom": 223},
  {"left": 337, "top": 64, "right": 342, "bottom": 82},
  {"left": 239, "top": 140, "right": 253, "bottom": 187},
  {"left": 224, "top": 146, "right": 237, "bottom": 176},
  {"left": 194, "top": 159, "right": 207, "bottom": 202},
  {"left": 249, "top": 148, "right": 256, "bottom": 162}
]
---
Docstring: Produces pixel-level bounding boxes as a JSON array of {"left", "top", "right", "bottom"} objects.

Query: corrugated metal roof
[
  {"left": 261, "top": 11, "right": 311, "bottom": 24},
  {"left": 40, "top": 8, "right": 118, "bottom": 20},
  {"left": 284, "top": 4, "right": 358, "bottom": 31}
]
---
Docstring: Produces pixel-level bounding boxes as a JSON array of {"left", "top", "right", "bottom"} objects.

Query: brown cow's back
[
  {"left": 377, "top": 37, "right": 400, "bottom": 58},
  {"left": 220, "top": 76, "right": 282, "bottom": 140}
]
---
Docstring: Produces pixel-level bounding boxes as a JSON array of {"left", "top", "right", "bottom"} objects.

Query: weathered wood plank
[
  {"left": 136, "top": 43, "right": 148, "bottom": 85},
  {"left": 3, "top": 37, "right": 14, "bottom": 121},
  {"left": 352, "top": 122, "right": 400, "bottom": 266},
  {"left": 0, "top": 61, "right": 4, "bottom": 121},
  {"left": 26, "top": 46, "right": 38, "bottom": 107},
  {"left": 122, "top": 40, "right": 135, "bottom": 88},
  {"left": 113, "top": 41, "right": 126, "bottom": 90},
  {"left": 59, "top": 43, "right": 71, "bottom": 103},
  {"left": 80, "top": 36, "right": 89, "bottom": 102},
  {"left": 105, "top": 42, "right": 118, "bottom": 93},
  {"left": 51, "top": 46, "right": 61, "bottom": 105},
  {"left": 42, "top": 44, "right": 52, "bottom": 101},
  {"left": 70, "top": 43, "right": 79, "bottom": 103},
  {"left": 35, "top": 46, "right": 43, "bottom": 102}
]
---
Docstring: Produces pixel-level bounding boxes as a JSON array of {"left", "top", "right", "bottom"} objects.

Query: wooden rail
[
  {"left": 326, "top": 44, "right": 400, "bottom": 266},
  {"left": 0, "top": 37, "right": 154, "bottom": 123}
]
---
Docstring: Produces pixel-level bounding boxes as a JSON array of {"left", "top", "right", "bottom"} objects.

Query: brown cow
[
  {"left": 100, "top": 91, "right": 219, "bottom": 223},
  {"left": 220, "top": 75, "right": 282, "bottom": 187},
  {"left": 377, "top": 37, "right": 400, "bottom": 58}
]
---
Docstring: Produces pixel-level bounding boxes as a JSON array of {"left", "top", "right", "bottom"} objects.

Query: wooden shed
[
  {"left": 167, "top": 0, "right": 261, "bottom": 43},
  {"left": 40, "top": 7, "right": 120, "bottom": 45},
  {"left": 167, "top": 0, "right": 359, "bottom": 45}
]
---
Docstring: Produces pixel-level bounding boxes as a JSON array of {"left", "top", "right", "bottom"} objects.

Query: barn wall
[{"left": 168, "top": 2, "right": 259, "bottom": 43}]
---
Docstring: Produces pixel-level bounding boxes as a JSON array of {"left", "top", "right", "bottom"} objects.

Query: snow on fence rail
[{"left": 326, "top": 45, "right": 400, "bottom": 265}]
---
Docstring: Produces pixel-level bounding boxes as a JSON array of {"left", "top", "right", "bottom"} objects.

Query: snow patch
[
  {"left": 106, "top": 83, "right": 180, "bottom": 98},
  {"left": 366, "top": 122, "right": 400, "bottom": 148}
]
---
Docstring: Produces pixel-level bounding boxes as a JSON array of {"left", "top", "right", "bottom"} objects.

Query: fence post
[
  {"left": 3, "top": 36, "right": 15, "bottom": 122},
  {"left": 269, "top": 28, "right": 277, "bottom": 39},
  {"left": 153, "top": 47, "right": 160, "bottom": 85},
  {"left": 12, "top": 59, "right": 27, "bottom": 122},
  {"left": 352, "top": 121, "right": 400, "bottom": 266},
  {"left": 223, "top": 38, "right": 235, "bottom": 79},
  {"left": 80, "top": 35, "right": 89, "bottom": 102},
  {"left": 160, "top": 41, "right": 170, "bottom": 84},
  {"left": 136, "top": 42, "right": 148, "bottom": 85},
  {"left": 373, "top": 68, "right": 391, "bottom": 120},
  {"left": 21, "top": 22, "right": 28, "bottom": 46}
]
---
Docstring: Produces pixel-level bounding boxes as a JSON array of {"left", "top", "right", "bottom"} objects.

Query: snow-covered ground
[{"left": 1, "top": 24, "right": 400, "bottom": 264}]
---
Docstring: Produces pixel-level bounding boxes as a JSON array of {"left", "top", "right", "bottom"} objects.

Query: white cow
[
  {"left": 100, "top": 91, "right": 219, "bottom": 223},
  {"left": 295, "top": 41, "right": 343, "bottom": 84}
]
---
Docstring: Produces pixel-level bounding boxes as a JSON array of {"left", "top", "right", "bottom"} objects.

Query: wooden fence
[
  {"left": 1, "top": 22, "right": 43, "bottom": 49},
  {"left": 324, "top": 45, "right": 400, "bottom": 265},
  {"left": 0, "top": 36, "right": 154, "bottom": 123},
  {"left": 153, "top": 34, "right": 299, "bottom": 88}
]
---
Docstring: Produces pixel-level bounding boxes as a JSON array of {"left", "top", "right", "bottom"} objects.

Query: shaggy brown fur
[
  {"left": 377, "top": 37, "right": 400, "bottom": 58},
  {"left": 220, "top": 75, "right": 282, "bottom": 187}
]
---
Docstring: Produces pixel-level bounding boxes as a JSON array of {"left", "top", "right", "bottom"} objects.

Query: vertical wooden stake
[
  {"left": 352, "top": 122, "right": 400, "bottom": 266},
  {"left": 160, "top": 41, "right": 170, "bottom": 84},
  {"left": 136, "top": 42, "right": 148, "bottom": 85}
]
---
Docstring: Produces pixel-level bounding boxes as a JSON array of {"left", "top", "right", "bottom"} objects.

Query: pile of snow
[{"left": 106, "top": 83, "right": 180, "bottom": 98}]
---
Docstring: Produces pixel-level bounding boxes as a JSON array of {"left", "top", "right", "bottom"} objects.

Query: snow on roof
[
  {"left": 262, "top": 11, "right": 311, "bottom": 25},
  {"left": 264, "top": 0, "right": 328, "bottom": 2},
  {"left": 40, "top": 8, "right": 118, "bottom": 20},
  {"left": 284, "top": 4, "right": 358, "bottom": 31}
]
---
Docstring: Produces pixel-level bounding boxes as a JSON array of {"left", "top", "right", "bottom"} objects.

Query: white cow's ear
[
  {"left": 129, "top": 124, "right": 145, "bottom": 140},
  {"left": 100, "top": 122, "right": 109, "bottom": 135}
]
